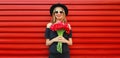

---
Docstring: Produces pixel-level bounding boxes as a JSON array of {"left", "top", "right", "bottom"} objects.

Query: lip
[
  {"left": 56, "top": 14, "right": 62, "bottom": 17},
  {"left": 57, "top": 15, "right": 61, "bottom": 17}
]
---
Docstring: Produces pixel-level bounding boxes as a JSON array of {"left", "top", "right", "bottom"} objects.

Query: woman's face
[{"left": 54, "top": 7, "right": 64, "bottom": 20}]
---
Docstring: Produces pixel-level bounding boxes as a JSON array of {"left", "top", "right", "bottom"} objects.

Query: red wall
[{"left": 0, "top": 0, "right": 120, "bottom": 58}]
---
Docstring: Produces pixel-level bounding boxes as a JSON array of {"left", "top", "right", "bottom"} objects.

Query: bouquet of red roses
[{"left": 50, "top": 21, "right": 70, "bottom": 54}]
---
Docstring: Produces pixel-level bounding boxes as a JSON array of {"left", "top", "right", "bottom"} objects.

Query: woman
[{"left": 45, "top": 3, "right": 72, "bottom": 58}]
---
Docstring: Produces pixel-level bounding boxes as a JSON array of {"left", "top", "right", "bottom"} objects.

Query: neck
[{"left": 56, "top": 19, "right": 62, "bottom": 22}]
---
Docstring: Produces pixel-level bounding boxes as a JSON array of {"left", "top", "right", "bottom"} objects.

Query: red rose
[{"left": 50, "top": 21, "right": 70, "bottom": 34}]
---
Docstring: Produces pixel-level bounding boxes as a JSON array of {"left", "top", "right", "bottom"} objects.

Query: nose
[
  {"left": 56, "top": 12, "right": 62, "bottom": 15},
  {"left": 57, "top": 12, "right": 61, "bottom": 14}
]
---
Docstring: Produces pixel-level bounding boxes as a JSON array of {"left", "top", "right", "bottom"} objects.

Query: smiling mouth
[
  {"left": 57, "top": 16, "right": 61, "bottom": 17},
  {"left": 56, "top": 15, "right": 62, "bottom": 17}
]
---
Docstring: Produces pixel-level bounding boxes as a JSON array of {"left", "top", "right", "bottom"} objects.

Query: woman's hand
[
  {"left": 52, "top": 36, "right": 60, "bottom": 42},
  {"left": 51, "top": 36, "right": 67, "bottom": 43},
  {"left": 57, "top": 36, "right": 67, "bottom": 43},
  {"left": 46, "top": 36, "right": 72, "bottom": 46},
  {"left": 46, "top": 36, "right": 60, "bottom": 46},
  {"left": 58, "top": 36, "right": 72, "bottom": 45}
]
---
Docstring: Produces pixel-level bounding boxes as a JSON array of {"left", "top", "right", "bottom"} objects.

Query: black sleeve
[
  {"left": 45, "top": 28, "right": 50, "bottom": 39},
  {"left": 68, "top": 30, "right": 72, "bottom": 38}
]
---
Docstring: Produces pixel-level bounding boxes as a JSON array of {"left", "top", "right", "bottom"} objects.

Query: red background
[{"left": 0, "top": 0, "right": 120, "bottom": 58}]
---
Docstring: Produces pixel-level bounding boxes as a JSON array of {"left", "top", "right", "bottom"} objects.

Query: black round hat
[{"left": 50, "top": 3, "right": 68, "bottom": 16}]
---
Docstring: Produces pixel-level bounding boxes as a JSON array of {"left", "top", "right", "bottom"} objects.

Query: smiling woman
[
  {"left": 0, "top": 0, "right": 120, "bottom": 58},
  {"left": 45, "top": 3, "right": 72, "bottom": 58}
]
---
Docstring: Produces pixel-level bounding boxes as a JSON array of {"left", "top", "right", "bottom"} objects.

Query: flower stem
[{"left": 56, "top": 29, "right": 65, "bottom": 54}]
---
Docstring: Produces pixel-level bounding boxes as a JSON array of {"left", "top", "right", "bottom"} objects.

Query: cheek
[
  {"left": 55, "top": 14, "right": 57, "bottom": 17},
  {"left": 55, "top": 14, "right": 58, "bottom": 18}
]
